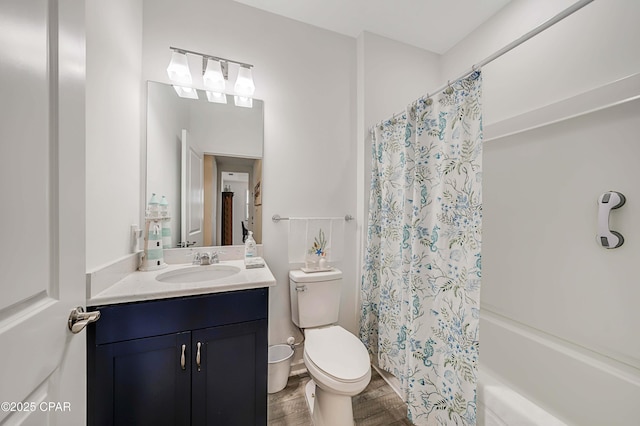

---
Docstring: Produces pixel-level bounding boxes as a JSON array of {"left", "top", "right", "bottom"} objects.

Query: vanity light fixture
[
  {"left": 167, "top": 46, "right": 255, "bottom": 107},
  {"left": 173, "top": 85, "right": 199, "bottom": 99}
]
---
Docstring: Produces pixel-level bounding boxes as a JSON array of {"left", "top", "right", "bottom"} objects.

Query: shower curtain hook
[
  {"left": 425, "top": 92, "right": 433, "bottom": 106},
  {"left": 445, "top": 80, "right": 453, "bottom": 95}
]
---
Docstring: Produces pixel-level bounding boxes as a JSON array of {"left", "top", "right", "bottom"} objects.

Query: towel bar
[{"left": 272, "top": 214, "right": 354, "bottom": 223}]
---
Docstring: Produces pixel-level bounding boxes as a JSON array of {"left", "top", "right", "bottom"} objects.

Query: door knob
[{"left": 67, "top": 306, "right": 100, "bottom": 334}]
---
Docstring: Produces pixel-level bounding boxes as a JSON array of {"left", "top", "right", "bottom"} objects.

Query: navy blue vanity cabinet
[{"left": 87, "top": 288, "right": 268, "bottom": 426}]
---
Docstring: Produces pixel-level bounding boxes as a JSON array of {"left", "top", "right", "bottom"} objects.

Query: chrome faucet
[
  {"left": 199, "top": 252, "right": 212, "bottom": 265},
  {"left": 192, "top": 251, "right": 221, "bottom": 265}
]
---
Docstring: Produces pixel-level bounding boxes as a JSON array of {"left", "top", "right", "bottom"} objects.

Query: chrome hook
[{"left": 445, "top": 80, "right": 454, "bottom": 95}]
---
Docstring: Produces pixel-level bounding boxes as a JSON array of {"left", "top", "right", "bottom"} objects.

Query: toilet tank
[{"left": 290, "top": 269, "right": 342, "bottom": 328}]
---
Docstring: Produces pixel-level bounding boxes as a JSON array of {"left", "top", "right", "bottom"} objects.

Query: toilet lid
[{"left": 305, "top": 326, "right": 370, "bottom": 382}]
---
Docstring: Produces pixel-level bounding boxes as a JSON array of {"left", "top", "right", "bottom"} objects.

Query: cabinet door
[
  {"left": 91, "top": 332, "right": 191, "bottom": 426},
  {"left": 192, "top": 319, "right": 268, "bottom": 426}
]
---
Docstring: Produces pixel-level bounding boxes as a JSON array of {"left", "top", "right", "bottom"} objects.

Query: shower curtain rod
[{"left": 371, "top": 0, "right": 595, "bottom": 130}]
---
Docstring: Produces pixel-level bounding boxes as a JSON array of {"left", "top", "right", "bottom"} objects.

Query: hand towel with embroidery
[{"left": 287, "top": 217, "right": 344, "bottom": 263}]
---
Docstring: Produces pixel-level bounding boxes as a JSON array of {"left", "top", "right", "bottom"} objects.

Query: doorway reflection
[{"left": 203, "top": 155, "right": 262, "bottom": 246}]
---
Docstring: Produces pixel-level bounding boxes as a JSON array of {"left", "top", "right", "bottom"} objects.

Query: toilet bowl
[
  {"left": 302, "top": 326, "right": 371, "bottom": 425},
  {"left": 304, "top": 326, "right": 371, "bottom": 395},
  {"left": 289, "top": 269, "right": 371, "bottom": 425}
]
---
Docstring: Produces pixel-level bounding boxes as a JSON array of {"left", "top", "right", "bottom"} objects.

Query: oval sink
[{"left": 156, "top": 264, "right": 241, "bottom": 284}]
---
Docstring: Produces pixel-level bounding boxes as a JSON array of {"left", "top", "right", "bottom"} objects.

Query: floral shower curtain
[{"left": 360, "top": 71, "right": 483, "bottom": 425}]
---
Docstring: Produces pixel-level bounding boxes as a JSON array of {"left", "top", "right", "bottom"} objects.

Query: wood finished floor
[{"left": 268, "top": 369, "right": 413, "bottom": 426}]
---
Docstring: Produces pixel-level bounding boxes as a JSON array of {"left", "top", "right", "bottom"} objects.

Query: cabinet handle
[
  {"left": 180, "top": 344, "right": 186, "bottom": 370},
  {"left": 196, "top": 342, "right": 201, "bottom": 372}
]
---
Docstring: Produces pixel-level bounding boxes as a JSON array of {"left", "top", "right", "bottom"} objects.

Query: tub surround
[{"left": 481, "top": 76, "right": 640, "bottom": 424}]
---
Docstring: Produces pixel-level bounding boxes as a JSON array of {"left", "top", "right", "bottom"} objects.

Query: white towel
[
  {"left": 288, "top": 218, "right": 344, "bottom": 264},
  {"left": 245, "top": 256, "right": 265, "bottom": 269}
]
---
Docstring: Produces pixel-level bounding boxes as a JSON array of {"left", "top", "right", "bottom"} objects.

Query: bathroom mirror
[{"left": 146, "top": 81, "right": 263, "bottom": 248}]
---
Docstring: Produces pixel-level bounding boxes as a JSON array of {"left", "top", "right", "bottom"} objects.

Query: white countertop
[{"left": 87, "top": 259, "right": 276, "bottom": 306}]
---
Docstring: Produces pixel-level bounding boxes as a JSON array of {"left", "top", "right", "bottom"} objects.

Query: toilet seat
[{"left": 304, "top": 326, "right": 370, "bottom": 383}]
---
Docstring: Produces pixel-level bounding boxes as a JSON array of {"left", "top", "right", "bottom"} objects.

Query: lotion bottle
[{"left": 244, "top": 231, "right": 257, "bottom": 258}]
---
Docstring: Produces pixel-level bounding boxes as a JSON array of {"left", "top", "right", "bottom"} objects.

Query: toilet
[{"left": 290, "top": 269, "right": 371, "bottom": 426}]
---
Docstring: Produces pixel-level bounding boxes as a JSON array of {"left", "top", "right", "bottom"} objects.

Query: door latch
[{"left": 68, "top": 306, "right": 100, "bottom": 334}]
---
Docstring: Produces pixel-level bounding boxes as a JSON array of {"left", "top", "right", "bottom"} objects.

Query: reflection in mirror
[{"left": 146, "top": 81, "right": 263, "bottom": 248}]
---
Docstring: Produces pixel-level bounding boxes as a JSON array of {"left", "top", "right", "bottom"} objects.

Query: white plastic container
[
  {"left": 244, "top": 230, "right": 257, "bottom": 258},
  {"left": 268, "top": 344, "right": 294, "bottom": 394}
]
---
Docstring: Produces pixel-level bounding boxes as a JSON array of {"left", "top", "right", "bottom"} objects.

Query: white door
[
  {"left": 0, "top": 1, "right": 87, "bottom": 425},
  {"left": 181, "top": 129, "right": 204, "bottom": 247}
]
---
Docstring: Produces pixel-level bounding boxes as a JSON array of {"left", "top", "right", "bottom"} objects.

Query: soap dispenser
[
  {"left": 159, "top": 196, "right": 171, "bottom": 248},
  {"left": 244, "top": 231, "right": 257, "bottom": 258},
  {"left": 147, "top": 193, "right": 159, "bottom": 218},
  {"left": 140, "top": 193, "right": 167, "bottom": 271},
  {"left": 159, "top": 195, "right": 169, "bottom": 218}
]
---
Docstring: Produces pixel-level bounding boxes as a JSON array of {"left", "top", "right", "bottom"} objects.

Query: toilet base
[{"left": 304, "top": 380, "right": 355, "bottom": 426}]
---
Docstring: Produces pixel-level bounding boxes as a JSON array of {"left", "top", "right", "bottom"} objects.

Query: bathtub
[
  {"left": 373, "top": 364, "right": 566, "bottom": 426},
  {"left": 476, "top": 368, "right": 566, "bottom": 426},
  {"left": 367, "top": 293, "right": 640, "bottom": 425}
]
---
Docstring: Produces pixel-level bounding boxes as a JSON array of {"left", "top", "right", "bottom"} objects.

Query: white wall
[
  {"left": 141, "top": 0, "right": 358, "bottom": 348},
  {"left": 358, "top": 32, "right": 442, "bottom": 132},
  {"left": 86, "top": 0, "right": 143, "bottom": 271},
  {"left": 443, "top": 0, "right": 640, "bottom": 423}
]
